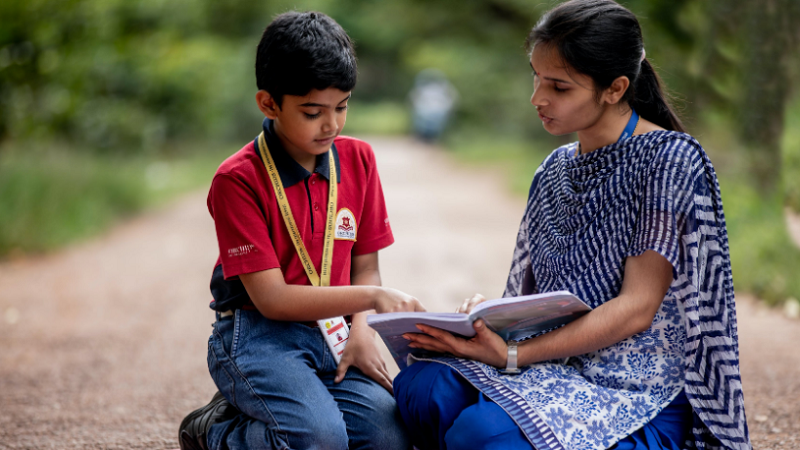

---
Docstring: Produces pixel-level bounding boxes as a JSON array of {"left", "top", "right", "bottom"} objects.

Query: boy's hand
[
  {"left": 373, "top": 288, "right": 426, "bottom": 314},
  {"left": 335, "top": 320, "right": 393, "bottom": 393}
]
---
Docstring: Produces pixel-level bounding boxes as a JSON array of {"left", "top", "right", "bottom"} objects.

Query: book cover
[{"left": 367, "top": 290, "right": 591, "bottom": 369}]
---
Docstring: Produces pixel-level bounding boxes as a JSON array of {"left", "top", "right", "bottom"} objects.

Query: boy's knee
[
  {"left": 292, "top": 415, "right": 349, "bottom": 450},
  {"left": 349, "top": 397, "right": 409, "bottom": 450}
]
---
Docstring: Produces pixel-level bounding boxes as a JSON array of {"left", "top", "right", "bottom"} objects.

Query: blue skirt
[{"left": 394, "top": 361, "right": 693, "bottom": 450}]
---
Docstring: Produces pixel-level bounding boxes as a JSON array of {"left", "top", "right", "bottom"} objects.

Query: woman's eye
[
  {"left": 304, "top": 112, "right": 321, "bottom": 119},
  {"left": 554, "top": 86, "right": 567, "bottom": 93}
]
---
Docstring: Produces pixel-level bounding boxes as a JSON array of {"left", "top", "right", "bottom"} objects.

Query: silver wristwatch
[{"left": 500, "top": 340, "right": 521, "bottom": 375}]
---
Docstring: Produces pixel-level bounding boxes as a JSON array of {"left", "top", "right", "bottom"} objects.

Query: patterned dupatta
[{"left": 498, "top": 131, "right": 750, "bottom": 449}]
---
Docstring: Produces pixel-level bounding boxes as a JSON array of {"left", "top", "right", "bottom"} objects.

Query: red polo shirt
[{"left": 207, "top": 118, "right": 394, "bottom": 311}]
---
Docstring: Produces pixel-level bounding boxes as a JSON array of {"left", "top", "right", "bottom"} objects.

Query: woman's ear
[
  {"left": 601, "top": 76, "right": 630, "bottom": 105},
  {"left": 256, "top": 90, "right": 280, "bottom": 119}
]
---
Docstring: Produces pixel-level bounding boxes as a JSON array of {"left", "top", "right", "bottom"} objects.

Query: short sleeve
[
  {"left": 626, "top": 138, "right": 699, "bottom": 273},
  {"left": 351, "top": 149, "right": 394, "bottom": 255},
  {"left": 208, "top": 173, "right": 281, "bottom": 279}
]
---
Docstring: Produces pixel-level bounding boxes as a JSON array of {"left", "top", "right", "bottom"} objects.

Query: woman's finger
[
  {"left": 407, "top": 334, "right": 453, "bottom": 354},
  {"left": 408, "top": 332, "right": 451, "bottom": 349}
]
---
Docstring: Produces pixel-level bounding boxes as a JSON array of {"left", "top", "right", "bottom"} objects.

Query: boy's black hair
[
  {"left": 526, "top": 0, "right": 684, "bottom": 132},
  {"left": 256, "top": 11, "right": 357, "bottom": 106}
]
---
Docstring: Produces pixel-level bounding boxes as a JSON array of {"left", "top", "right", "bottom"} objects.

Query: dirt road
[{"left": 0, "top": 137, "right": 797, "bottom": 449}]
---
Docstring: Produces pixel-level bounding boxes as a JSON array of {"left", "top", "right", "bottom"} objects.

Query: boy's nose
[{"left": 322, "top": 113, "right": 337, "bottom": 133}]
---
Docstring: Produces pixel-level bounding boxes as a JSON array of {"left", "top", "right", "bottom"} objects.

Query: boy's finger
[
  {"left": 380, "top": 373, "right": 393, "bottom": 394},
  {"left": 334, "top": 361, "right": 350, "bottom": 383}
]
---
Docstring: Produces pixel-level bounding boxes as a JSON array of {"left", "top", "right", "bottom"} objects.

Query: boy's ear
[
  {"left": 256, "top": 90, "right": 280, "bottom": 119},
  {"left": 601, "top": 76, "right": 630, "bottom": 105}
]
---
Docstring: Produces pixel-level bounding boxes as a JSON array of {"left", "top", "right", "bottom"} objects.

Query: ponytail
[
  {"left": 527, "top": 0, "right": 685, "bottom": 132},
  {"left": 632, "top": 59, "right": 685, "bottom": 132}
]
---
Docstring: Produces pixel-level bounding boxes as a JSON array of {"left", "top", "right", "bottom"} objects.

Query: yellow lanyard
[{"left": 257, "top": 132, "right": 337, "bottom": 286}]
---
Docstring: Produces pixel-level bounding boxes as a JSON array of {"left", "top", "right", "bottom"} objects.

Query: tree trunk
[{"left": 738, "top": 0, "right": 795, "bottom": 194}]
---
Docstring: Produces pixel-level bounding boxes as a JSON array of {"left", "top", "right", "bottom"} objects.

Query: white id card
[{"left": 317, "top": 317, "right": 350, "bottom": 364}]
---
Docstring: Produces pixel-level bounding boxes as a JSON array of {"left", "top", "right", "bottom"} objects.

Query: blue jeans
[{"left": 207, "top": 309, "right": 410, "bottom": 450}]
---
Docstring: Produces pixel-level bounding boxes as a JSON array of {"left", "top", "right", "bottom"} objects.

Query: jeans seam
[{"left": 231, "top": 309, "right": 242, "bottom": 358}]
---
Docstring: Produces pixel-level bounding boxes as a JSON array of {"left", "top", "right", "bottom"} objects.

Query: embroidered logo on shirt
[
  {"left": 334, "top": 208, "right": 357, "bottom": 241},
  {"left": 227, "top": 244, "right": 256, "bottom": 257}
]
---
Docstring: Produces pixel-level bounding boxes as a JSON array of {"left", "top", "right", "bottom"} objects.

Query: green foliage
[
  {"left": 0, "top": 141, "right": 229, "bottom": 255},
  {"left": 783, "top": 94, "right": 800, "bottom": 212},
  {"left": 722, "top": 179, "right": 800, "bottom": 305},
  {"left": 344, "top": 102, "right": 410, "bottom": 136}
]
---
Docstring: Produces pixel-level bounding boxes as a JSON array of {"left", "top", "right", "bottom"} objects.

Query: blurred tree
[{"left": 737, "top": 0, "right": 800, "bottom": 194}]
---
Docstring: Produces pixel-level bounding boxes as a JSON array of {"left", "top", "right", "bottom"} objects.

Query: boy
[{"left": 178, "top": 11, "right": 423, "bottom": 450}]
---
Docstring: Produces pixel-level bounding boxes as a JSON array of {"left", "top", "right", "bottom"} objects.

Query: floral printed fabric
[{"left": 418, "top": 131, "right": 750, "bottom": 450}]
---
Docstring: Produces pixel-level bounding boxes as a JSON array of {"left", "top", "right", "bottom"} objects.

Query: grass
[{"left": 0, "top": 141, "right": 232, "bottom": 256}]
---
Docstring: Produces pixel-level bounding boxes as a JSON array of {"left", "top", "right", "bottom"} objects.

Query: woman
[{"left": 393, "top": 1, "right": 750, "bottom": 449}]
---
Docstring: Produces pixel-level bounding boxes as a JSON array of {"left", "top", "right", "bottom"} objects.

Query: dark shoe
[{"left": 179, "top": 391, "right": 236, "bottom": 450}]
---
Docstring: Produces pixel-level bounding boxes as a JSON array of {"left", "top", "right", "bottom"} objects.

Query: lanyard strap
[
  {"left": 574, "top": 109, "right": 639, "bottom": 157},
  {"left": 618, "top": 109, "right": 639, "bottom": 141},
  {"left": 257, "top": 132, "right": 337, "bottom": 287}
]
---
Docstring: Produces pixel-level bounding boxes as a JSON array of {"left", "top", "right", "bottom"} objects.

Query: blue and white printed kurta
[{"left": 416, "top": 131, "right": 750, "bottom": 450}]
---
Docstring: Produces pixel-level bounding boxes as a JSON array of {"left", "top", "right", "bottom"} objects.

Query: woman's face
[{"left": 530, "top": 44, "right": 604, "bottom": 136}]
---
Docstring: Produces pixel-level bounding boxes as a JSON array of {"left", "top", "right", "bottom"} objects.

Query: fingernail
[{"left": 402, "top": 334, "right": 410, "bottom": 340}]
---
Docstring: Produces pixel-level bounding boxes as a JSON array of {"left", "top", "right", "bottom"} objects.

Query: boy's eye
[
  {"left": 304, "top": 112, "right": 321, "bottom": 119},
  {"left": 336, "top": 105, "right": 349, "bottom": 112}
]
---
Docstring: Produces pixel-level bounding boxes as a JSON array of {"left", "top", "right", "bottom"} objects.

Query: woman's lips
[{"left": 538, "top": 112, "right": 553, "bottom": 124}]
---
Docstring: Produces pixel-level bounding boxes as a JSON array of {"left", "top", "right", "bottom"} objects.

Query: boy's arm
[
  {"left": 239, "top": 264, "right": 423, "bottom": 322},
  {"left": 334, "top": 251, "right": 393, "bottom": 392}
]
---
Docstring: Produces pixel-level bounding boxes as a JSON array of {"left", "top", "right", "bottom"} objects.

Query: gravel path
[{"left": 0, "top": 137, "right": 797, "bottom": 449}]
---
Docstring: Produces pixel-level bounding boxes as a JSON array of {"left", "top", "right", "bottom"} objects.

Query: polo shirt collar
[{"left": 257, "top": 118, "right": 341, "bottom": 188}]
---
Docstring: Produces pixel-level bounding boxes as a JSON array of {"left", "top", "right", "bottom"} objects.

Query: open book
[{"left": 367, "top": 290, "right": 591, "bottom": 369}]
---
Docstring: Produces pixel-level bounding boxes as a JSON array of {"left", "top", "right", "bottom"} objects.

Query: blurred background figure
[{"left": 409, "top": 69, "right": 458, "bottom": 141}]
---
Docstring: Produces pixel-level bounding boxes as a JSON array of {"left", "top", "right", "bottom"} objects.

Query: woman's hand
[
  {"left": 456, "top": 293, "right": 488, "bottom": 313},
  {"left": 336, "top": 321, "right": 394, "bottom": 393},
  {"left": 404, "top": 320, "right": 508, "bottom": 368}
]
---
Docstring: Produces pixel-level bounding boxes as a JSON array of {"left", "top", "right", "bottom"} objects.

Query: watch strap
[{"left": 500, "top": 340, "right": 521, "bottom": 375}]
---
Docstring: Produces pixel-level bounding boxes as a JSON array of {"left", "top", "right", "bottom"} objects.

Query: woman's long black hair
[{"left": 526, "top": 0, "right": 685, "bottom": 132}]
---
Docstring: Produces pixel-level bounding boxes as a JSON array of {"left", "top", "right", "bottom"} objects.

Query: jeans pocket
[{"left": 208, "top": 334, "right": 237, "bottom": 406}]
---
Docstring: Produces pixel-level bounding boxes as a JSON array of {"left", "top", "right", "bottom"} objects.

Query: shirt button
[
  {"left": 312, "top": 180, "right": 316, "bottom": 185},
  {"left": 314, "top": 203, "right": 319, "bottom": 211}
]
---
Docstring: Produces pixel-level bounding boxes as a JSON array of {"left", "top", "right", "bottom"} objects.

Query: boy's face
[{"left": 258, "top": 88, "right": 351, "bottom": 162}]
